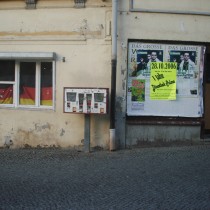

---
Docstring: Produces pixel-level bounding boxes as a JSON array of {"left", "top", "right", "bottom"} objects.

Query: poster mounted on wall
[
  {"left": 150, "top": 62, "right": 177, "bottom": 100},
  {"left": 127, "top": 42, "right": 205, "bottom": 117}
]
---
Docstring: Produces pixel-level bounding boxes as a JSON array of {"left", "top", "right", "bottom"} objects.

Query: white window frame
[{"left": 0, "top": 52, "right": 56, "bottom": 110}]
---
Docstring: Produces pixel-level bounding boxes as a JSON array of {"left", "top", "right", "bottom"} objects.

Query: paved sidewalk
[{"left": 0, "top": 145, "right": 210, "bottom": 210}]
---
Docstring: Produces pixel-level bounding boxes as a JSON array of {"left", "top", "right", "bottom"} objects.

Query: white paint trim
[
  {"left": 129, "top": 0, "right": 210, "bottom": 16},
  {"left": 0, "top": 52, "right": 56, "bottom": 60}
]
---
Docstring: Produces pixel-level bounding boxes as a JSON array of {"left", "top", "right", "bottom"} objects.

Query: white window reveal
[{"left": 0, "top": 52, "right": 56, "bottom": 109}]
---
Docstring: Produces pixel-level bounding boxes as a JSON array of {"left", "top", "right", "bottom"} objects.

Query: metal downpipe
[{"left": 110, "top": 0, "right": 118, "bottom": 151}]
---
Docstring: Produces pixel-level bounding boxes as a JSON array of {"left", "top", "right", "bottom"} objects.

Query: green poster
[
  {"left": 150, "top": 62, "right": 177, "bottom": 100},
  {"left": 131, "top": 79, "right": 145, "bottom": 102}
]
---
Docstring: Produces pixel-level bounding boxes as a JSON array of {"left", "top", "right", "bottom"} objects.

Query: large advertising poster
[
  {"left": 150, "top": 62, "right": 177, "bottom": 100},
  {"left": 127, "top": 42, "right": 205, "bottom": 117}
]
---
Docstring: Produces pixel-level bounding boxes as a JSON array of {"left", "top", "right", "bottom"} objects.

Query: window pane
[
  {"left": 0, "top": 60, "right": 15, "bottom": 81},
  {"left": 19, "top": 62, "right": 36, "bottom": 105},
  {"left": 206, "top": 54, "right": 210, "bottom": 83},
  {"left": 67, "top": 92, "right": 76, "bottom": 102},
  {"left": 40, "top": 62, "right": 53, "bottom": 106},
  {"left": 0, "top": 84, "right": 13, "bottom": 104},
  {"left": 94, "top": 93, "right": 104, "bottom": 102}
]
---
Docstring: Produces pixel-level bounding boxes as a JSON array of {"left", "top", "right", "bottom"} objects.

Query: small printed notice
[
  {"left": 131, "top": 102, "right": 144, "bottom": 110},
  {"left": 150, "top": 62, "right": 177, "bottom": 100}
]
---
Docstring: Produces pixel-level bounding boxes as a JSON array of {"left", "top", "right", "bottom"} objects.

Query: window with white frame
[{"left": 0, "top": 60, "right": 54, "bottom": 109}]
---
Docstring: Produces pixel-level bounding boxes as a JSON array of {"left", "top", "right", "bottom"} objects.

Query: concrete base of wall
[{"left": 126, "top": 125, "right": 202, "bottom": 147}]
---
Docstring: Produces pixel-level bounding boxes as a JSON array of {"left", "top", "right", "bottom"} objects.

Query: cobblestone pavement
[{"left": 0, "top": 144, "right": 210, "bottom": 210}]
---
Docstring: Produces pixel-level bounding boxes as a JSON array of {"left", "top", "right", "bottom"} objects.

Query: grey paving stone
[{"left": 0, "top": 145, "right": 210, "bottom": 209}]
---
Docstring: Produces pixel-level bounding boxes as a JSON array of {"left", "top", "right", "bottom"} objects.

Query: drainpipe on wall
[{"left": 110, "top": 0, "right": 118, "bottom": 151}]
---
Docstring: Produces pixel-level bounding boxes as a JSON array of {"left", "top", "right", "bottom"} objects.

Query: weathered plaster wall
[
  {"left": 0, "top": 0, "right": 111, "bottom": 149},
  {"left": 126, "top": 125, "right": 201, "bottom": 147},
  {"left": 117, "top": 0, "right": 210, "bottom": 147}
]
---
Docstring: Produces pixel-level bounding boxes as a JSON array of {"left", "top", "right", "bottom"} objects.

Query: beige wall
[
  {"left": 116, "top": 0, "right": 210, "bottom": 145},
  {"left": 0, "top": 0, "right": 112, "bottom": 148},
  {"left": 1, "top": 0, "right": 210, "bottom": 148}
]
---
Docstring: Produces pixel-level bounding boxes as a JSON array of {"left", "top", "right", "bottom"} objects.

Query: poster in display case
[{"left": 127, "top": 42, "right": 205, "bottom": 117}]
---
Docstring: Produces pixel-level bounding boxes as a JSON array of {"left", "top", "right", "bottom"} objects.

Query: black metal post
[
  {"left": 84, "top": 114, "right": 90, "bottom": 152},
  {"left": 110, "top": 59, "right": 117, "bottom": 129}
]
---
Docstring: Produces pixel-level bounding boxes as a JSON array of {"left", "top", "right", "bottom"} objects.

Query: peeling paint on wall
[
  {"left": 4, "top": 136, "right": 13, "bottom": 148},
  {"left": 12, "top": 127, "right": 61, "bottom": 148},
  {"left": 116, "top": 97, "right": 124, "bottom": 112},
  {"left": 121, "top": 68, "right": 126, "bottom": 75},
  {"left": 35, "top": 123, "right": 51, "bottom": 132},
  {"left": 122, "top": 80, "right": 126, "bottom": 90},
  {"left": 60, "top": 129, "right": 65, "bottom": 137}
]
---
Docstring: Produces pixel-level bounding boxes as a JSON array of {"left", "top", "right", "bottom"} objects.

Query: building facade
[
  {"left": 0, "top": 0, "right": 112, "bottom": 149},
  {"left": 1, "top": 0, "right": 210, "bottom": 149},
  {"left": 116, "top": 0, "right": 210, "bottom": 148}
]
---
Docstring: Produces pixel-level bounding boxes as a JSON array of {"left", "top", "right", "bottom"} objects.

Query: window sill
[{"left": 0, "top": 106, "right": 55, "bottom": 112}]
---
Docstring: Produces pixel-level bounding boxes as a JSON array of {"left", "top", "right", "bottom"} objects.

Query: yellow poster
[{"left": 150, "top": 62, "right": 177, "bottom": 100}]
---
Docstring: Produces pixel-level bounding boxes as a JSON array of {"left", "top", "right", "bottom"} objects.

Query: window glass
[
  {"left": 0, "top": 60, "right": 15, "bottom": 81},
  {"left": 206, "top": 54, "right": 210, "bottom": 83},
  {"left": 67, "top": 92, "right": 76, "bottom": 102},
  {"left": 0, "top": 84, "right": 13, "bottom": 104},
  {"left": 0, "top": 60, "right": 54, "bottom": 109},
  {"left": 94, "top": 93, "right": 104, "bottom": 102},
  {"left": 40, "top": 62, "right": 52, "bottom": 106},
  {"left": 19, "top": 62, "right": 36, "bottom": 105},
  {"left": 79, "top": 93, "right": 84, "bottom": 112}
]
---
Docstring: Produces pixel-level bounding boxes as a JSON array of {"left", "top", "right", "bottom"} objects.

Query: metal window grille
[
  {"left": 74, "top": 0, "right": 85, "bottom": 8},
  {"left": 25, "top": 0, "right": 36, "bottom": 9}
]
